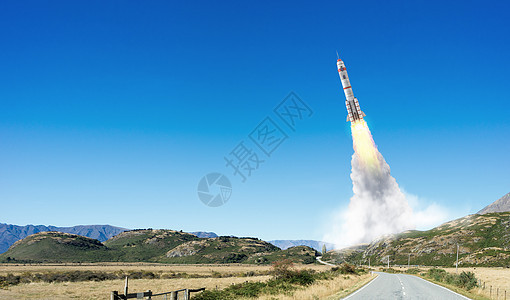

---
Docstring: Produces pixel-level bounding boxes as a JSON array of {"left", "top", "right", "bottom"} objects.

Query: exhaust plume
[{"left": 325, "top": 120, "right": 414, "bottom": 248}]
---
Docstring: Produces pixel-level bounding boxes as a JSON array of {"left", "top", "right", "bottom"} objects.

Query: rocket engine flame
[{"left": 351, "top": 120, "right": 380, "bottom": 170}]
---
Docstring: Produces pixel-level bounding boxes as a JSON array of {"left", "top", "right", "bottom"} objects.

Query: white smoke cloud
[
  {"left": 322, "top": 154, "right": 454, "bottom": 249},
  {"left": 322, "top": 120, "right": 455, "bottom": 249},
  {"left": 323, "top": 152, "right": 414, "bottom": 249},
  {"left": 404, "top": 192, "right": 450, "bottom": 230}
]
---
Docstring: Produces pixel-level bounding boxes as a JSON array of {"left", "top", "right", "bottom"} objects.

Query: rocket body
[{"left": 337, "top": 58, "right": 366, "bottom": 122}]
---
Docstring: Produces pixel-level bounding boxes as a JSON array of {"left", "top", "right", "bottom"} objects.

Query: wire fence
[
  {"left": 477, "top": 279, "right": 508, "bottom": 300},
  {"left": 111, "top": 287, "right": 205, "bottom": 299}
]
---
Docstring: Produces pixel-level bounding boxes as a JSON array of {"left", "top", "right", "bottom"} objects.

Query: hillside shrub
[
  {"left": 339, "top": 263, "right": 356, "bottom": 274},
  {"left": 381, "top": 268, "right": 400, "bottom": 274},
  {"left": 427, "top": 268, "right": 447, "bottom": 281},
  {"left": 286, "top": 269, "right": 316, "bottom": 286},
  {"left": 456, "top": 271, "right": 477, "bottom": 290},
  {"left": 424, "top": 268, "right": 478, "bottom": 291},
  {"left": 271, "top": 259, "right": 295, "bottom": 279}
]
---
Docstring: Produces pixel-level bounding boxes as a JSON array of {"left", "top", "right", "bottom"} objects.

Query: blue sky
[{"left": 1, "top": 0, "right": 509, "bottom": 241}]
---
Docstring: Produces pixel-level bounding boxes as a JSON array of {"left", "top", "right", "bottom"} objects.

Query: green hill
[
  {"left": 103, "top": 229, "right": 199, "bottom": 262},
  {"left": 0, "top": 231, "right": 112, "bottom": 263},
  {"left": 244, "top": 245, "right": 318, "bottom": 264},
  {"left": 160, "top": 235, "right": 281, "bottom": 264},
  {"left": 0, "top": 229, "right": 319, "bottom": 264},
  {"left": 321, "top": 244, "right": 368, "bottom": 265},
  {"left": 323, "top": 212, "right": 510, "bottom": 267}
]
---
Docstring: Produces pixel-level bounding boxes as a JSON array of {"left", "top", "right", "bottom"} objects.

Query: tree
[{"left": 322, "top": 244, "right": 327, "bottom": 255}]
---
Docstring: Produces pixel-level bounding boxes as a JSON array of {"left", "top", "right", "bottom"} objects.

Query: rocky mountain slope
[
  {"left": 323, "top": 212, "right": 510, "bottom": 267},
  {"left": 478, "top": 192, "right": 510, "bottom": 214},
  {"left": 321, "top": 244, "right": 368, "bottom": 264},
  {"left": 0, "top": 223, "right": 126, "bottom": 253}
]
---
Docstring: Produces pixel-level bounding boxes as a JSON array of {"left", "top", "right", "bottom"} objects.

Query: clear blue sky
[{"left": 1, "top": 0, "right": 509, "bottom": 241}]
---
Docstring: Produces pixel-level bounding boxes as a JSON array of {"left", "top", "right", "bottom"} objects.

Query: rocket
[{"left": 337, "top": 55, "right": 366, "bottom": 122}]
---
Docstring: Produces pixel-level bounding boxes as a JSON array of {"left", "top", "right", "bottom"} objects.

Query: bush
[
  {"left": 339, "top": 263, "right": 356, "bottom": 274},
  {"left": 424, "top": 269, "right": 478, "bottom": 291},
  {"left": 457, "top": 271, "right": 477, "bottom": 290},
  {"left": 286, "top": 269, "right": 316, "bottom": 286},
  {"left": 427, "top": 268, "right": 447, "bottom": 281},
  {"left": 405, "top": 268, "right": 422, "bottom": 274},
  {"left": 226, "top": 281, "right": 266, "bottom": 297},
  {"left": 271, "top": 259, "right": 295, "bottom": 279},
  {"left": 192, "top": 261, "right": 349, "bottom": 299},
  {"left": 381, "top": 268, "right": 400, "bottom": 274}
]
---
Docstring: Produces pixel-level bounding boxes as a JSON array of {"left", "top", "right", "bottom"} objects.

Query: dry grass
[
  {"left": 0, "top": 263, "right": 330, "bottom": 276},
  {"left": 383, "top": 266, "right": 509, "bottom": 300},
  {"left": 256, "top": 273, "right": 375, "bottom": 300},
  {"left": 443, "top": 267, "right": 510, "bottom": 299},
  {"left": 0, "top": 263, "right": 347, "bottom": 299},
  {"left": 0, "top": 276, "right": 272, "bottom": 299}
]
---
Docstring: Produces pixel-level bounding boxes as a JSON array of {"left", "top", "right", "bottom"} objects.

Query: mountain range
[
  {"left": 268, "top": 240, "right": 335, "bottom": 252},
  {"left": 1, "top": 191, "right": 507, "bottom": 262},
  {"left": 0, "top": 224, "right": 330, "bottom": 254}
]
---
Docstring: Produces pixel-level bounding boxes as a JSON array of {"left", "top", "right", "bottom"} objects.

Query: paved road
[
  {"left": 316, "top": 256, "right": 336, "bottom": 266},
  {"left": 343, "top": 272, "right": 471, "bottom": 300}
]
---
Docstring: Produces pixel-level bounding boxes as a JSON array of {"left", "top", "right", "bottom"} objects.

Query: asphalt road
[
  {"left": 316, "top": 256, "right": 336, "bottom": 266},
  {"left": 343, "top": 272, "right": 471, "bottom": 300}
]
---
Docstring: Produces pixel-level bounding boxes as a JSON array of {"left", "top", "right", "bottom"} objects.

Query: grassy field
[
  {"left": 0, "top": 276, "right": 272, "bottom": 299},
  {"left": 10, "top": 263, "right": 504, "bottom": 299},
  {"left": 443, "top": 267, "right": 510, "bottom": 299},
  {"left": 0, "top": 263, "right": 366, "bottom": 299},
  {"left": 0, "top": 262, "right": 329, "bottom": 276}
]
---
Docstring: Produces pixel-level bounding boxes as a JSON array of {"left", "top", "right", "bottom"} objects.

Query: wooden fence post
[
  {"left": 124, "top": 277, "right": 129, "bottom": 297},
  {"left": 111, "top": 291, "right": 118, "bottom": 300},
  {"left": 170, "top": 291, "right": 177, "bottom": 300},
  {"left": 147, "top": 290, "right": 152, "bottom": 299},
  {"left": 184, "top": 289, "right": 189, "bottom": 300}
]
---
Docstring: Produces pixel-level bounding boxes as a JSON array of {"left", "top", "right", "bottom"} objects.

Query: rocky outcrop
[{"left": 478, "top": 192, "right": 510, "bottom": 214}]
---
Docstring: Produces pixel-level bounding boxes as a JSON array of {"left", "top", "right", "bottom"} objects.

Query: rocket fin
[
  {"left": 361, "top": 111, "right": 366, "bottom": 117},
  {"left": 346, "top": 116, "right": 350, "bottom": 122}
]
